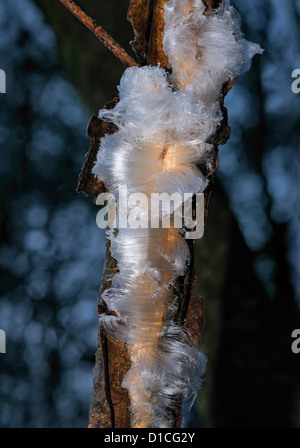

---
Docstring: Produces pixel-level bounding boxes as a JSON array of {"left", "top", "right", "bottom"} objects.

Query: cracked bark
[{"left": 77, "top": 0, "right": 233, "bottom": 428}]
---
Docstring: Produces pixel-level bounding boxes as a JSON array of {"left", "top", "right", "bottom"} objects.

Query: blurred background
[{"left": 0, "top": 0, "right": 299, "bottom": 428}]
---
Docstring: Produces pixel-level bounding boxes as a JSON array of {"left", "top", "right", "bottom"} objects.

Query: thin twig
[{"left": 58, "top": 0, "right": 139, "bottom": 68}]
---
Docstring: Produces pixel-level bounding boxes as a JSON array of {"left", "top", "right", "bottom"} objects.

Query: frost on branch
[
  {"left": 164, "top": 0, "right": 263, "bottom": 100},
  {"left": 92, "top": 0, "right": 263, "bottom": 428}
]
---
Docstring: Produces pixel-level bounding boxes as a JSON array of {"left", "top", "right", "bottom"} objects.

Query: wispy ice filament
[{"left": 93, "top": 0, "right": 263, "bottom": 428}]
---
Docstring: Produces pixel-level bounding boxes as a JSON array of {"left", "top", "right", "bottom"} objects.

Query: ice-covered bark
[{"left": 78, "top": 0, "right": 263, "bottom": 428}]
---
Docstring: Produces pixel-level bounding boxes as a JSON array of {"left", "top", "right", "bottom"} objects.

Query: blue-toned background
[{"left": 0, "top": 0, "right": 300, "bottom": 428}]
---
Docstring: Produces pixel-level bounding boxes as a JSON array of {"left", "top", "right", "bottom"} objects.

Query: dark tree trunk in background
[{"left": 214, "top": 216, "right": 300, "bottom": 427}]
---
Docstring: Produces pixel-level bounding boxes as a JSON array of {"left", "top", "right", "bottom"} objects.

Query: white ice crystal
[{"left": 93, "top": 0, "right": 263, "bottom": 428}]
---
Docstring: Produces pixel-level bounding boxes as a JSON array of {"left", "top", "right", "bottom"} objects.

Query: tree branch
[
  {"left": 58, "top": 0, "right": 139, "bottom": 68},
  {"left": 80, "top": 0, "right": 234, "bottom": 429}
]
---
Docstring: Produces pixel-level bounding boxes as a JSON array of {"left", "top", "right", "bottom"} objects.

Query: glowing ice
[{"left": 93, "top": 0, "right": 263, "bottom": 428}]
